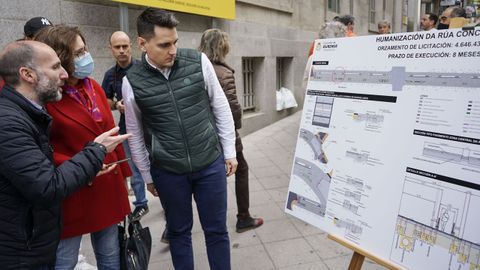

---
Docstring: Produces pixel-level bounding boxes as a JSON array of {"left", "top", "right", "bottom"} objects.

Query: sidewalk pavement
[{"left": 82, "top": 111, "right": 387, "bottom": 269}]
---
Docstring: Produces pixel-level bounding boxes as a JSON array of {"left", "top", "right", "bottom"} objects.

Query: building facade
[{"left": 1, "top": 0, "right": 404, "bottom": 135}]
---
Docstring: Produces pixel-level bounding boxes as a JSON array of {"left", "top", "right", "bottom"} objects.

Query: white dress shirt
[{"left": 122, "top": 53, "right": 236, "bottom": 183}]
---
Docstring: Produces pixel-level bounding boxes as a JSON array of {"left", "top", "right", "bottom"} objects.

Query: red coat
[{"left": 47, "top": 78, "right": 131, "bottom": 239}]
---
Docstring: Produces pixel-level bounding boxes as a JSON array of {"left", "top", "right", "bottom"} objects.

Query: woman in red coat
[{"left": 35, "top": 26, "right": 131, "bottom": 269}]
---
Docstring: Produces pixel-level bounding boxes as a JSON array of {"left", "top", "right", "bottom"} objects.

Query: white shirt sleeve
[
  {"left": 122, "top": 77, "right": 153, "bottom": 184},
  {"left": 201, "top": 53, "right": 236, "bottom": 159}
]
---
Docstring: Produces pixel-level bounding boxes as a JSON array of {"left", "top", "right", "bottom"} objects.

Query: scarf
[{"left": 63, "top": 78, "right": 102, "bottom": 122}]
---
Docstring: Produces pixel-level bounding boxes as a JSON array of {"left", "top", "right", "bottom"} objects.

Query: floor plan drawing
[
  {"left": 390, "top": 170, "right": 480, "bottom": 270},
  {"left": 292, "top": 157, "right": 332, "bottom": 214},
  {"left": 299, "top": 129, "right": 329, "bottom": 163}
]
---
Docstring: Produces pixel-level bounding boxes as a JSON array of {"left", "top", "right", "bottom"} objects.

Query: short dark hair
[
  {"left": 137, "top": 8, "right": 179, "bottom": 40},
  {"left": 0, "top": 41, "right": 37, "bottom": 86},
  {"left": 450, "top": 6, "right": 467, "bottom": 18},
  {"left": 338, "top": 15, "right": 355, "bottom": 26},
  {"left": 426, "top": 13, "right": 438, "bottom": 24}
]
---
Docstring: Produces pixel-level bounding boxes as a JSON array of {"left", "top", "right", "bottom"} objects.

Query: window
[
  {"left": 276, "top": 57, "right": 293, "bottom": 90},
  {"left": 328, "top": 0, "right": 340, "bottom": 13},
  {"left": 369, "top": 0, "right": 376, "bottom": 25},
  {"left": 242, "top": 58, "right": 256, "bottom": 111},
  {"left": 276, "top": 58, "right": 284, "bottom": 90}
]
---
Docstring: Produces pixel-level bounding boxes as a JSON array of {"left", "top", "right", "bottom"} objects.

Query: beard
[{"left": 35, "top": 71, "right": 62, "bottom": 104}]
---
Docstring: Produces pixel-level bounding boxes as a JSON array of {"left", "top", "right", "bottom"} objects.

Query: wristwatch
[{"left": 85, "top": 141, "right": 107, "bottom": 154}]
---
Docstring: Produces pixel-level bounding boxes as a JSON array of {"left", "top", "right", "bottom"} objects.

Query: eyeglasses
[
  {"left": 440, "top": 16, "right": 448, "bottom": 21},
  {"left": 73, "top": 47, "right": 87, "bottom": 58}
]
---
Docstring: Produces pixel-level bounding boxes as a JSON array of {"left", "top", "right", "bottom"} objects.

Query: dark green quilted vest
[{"left": 126, "top": 49, "right": 220, "bottom": 174}]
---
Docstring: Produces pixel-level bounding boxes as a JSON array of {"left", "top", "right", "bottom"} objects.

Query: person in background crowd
[
  {"left": 34, "top": 25, "right": 131, "bottom": 269},
  {"left": 307, "top": 17, "right": 348, "bottom": 57},
  {"left": 199, "top": 29, "right": 264, "bottom": 233},
  {"left": 24, "top": 16, "right": 52, "bottom": 40},
  {"left": 102, "top": 31, "right": 149, "bottom": 219},
  {"left": 0, "top": 40, "right": 128, "bottom": 269},
  {"left": 420, "top": 13, "right": 439, "bottom": 31},
  {"left": 102, "top": 30, "right": 169, "bottom": 244},
  {"left": 123, "top": 7, "right": 237, "bottom": 270},
  {"left": 377, "top": 20, "right": 391, "bottom": 34},
  {"left": 338, "top": 15, "right": 357, "bottom": 37},
  {"left": 304, "top": 22, "right": 347, "bottom": 88},
  {"left": 438, "top": 6, "right": 467, "bottom": 29}
]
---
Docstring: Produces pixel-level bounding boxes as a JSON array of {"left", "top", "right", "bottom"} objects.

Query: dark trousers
[
  {"left": 150, "top": 155, "right": 230, "bottom": 270},
  {"left": 235, "top": 151, "right": 251, "bottom": 220},
  {"left": 33, "top": 263, "right": 54, "bottom": 270}
]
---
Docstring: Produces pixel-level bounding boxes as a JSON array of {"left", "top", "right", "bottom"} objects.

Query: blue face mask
[{"left": 73, "top": 52, "right": 94, "bottom": 79}]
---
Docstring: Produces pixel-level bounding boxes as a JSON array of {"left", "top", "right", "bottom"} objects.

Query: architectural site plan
[{"left": 285, "top": 28, "right": 480, "bottom": 270}]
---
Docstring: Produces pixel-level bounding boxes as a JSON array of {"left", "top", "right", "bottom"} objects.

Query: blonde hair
[
  {"left": 377, "top": 20, "right": 391, "bottom": 28},
  {"left": 198, "top": 29, "right": 230, "bottom": 63}
]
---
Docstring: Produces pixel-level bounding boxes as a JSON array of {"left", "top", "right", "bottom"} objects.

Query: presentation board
[{"left": 285, "top": 28, "right": 480, "bottom": 270}]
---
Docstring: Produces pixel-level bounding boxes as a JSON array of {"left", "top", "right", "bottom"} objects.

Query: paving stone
[
  {"left": 249, "top": 189, "right": 275, "bottom": 206},
  {"left": 149, "top": 258, "right": 174, "bottom": 269},
  {"left": 277, "top": 260, "right": 329, "bottom": 270},
  {"left": 259, "top": 174, "right": 291, "bottom": 189},
  {"left": 249, "top": 179, "right": 265, "bottom": 192},
  {"left": 251, "top": 164, "right": 284, "bottom": 179},
  {"left": 229, "top": 227, "right": 262, "bottom": 248},
  {"left": 265, "top": 238, "right": 320, "bottom": 268},
  {"left": 266, "top": 186, "right": 289, "bottom": 203},
  {"left": 255, "top": 219, "right": 301, "bottom": 243},
  {"left": 248, "top": 157, "right": 277, "bottom": 169},
  {"left": 305, "top": 234, "right": 352, "bottom": 260},
  {"left": 231, "top": 244, "right": 275, "bottom": 270},
  {"left": 289, "top": 216, "right": 326, "bottom": 237},
  {"left": 323, "top": 254, "right": 387, "bottom": 270},
  {"left": 248, "top": 202, "right": 288, "bottom": 222}
]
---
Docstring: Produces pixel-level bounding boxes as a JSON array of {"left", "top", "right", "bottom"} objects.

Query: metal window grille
[
  {"left": 242, "top": 58, "right": 255, "bottom": 111},
  {"left": 328, "top": 0, "right": 340, "bottom": 13},
  {"left": 276, "top": 58, "right": 284, "bottom": 90},
  {"left": 369, "top": 0, "right": 376, "bottom": 24}
]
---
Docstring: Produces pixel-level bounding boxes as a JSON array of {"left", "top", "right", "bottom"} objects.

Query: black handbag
[{"left": 118, "top": 218, "right": 152, "bottom": 270}]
